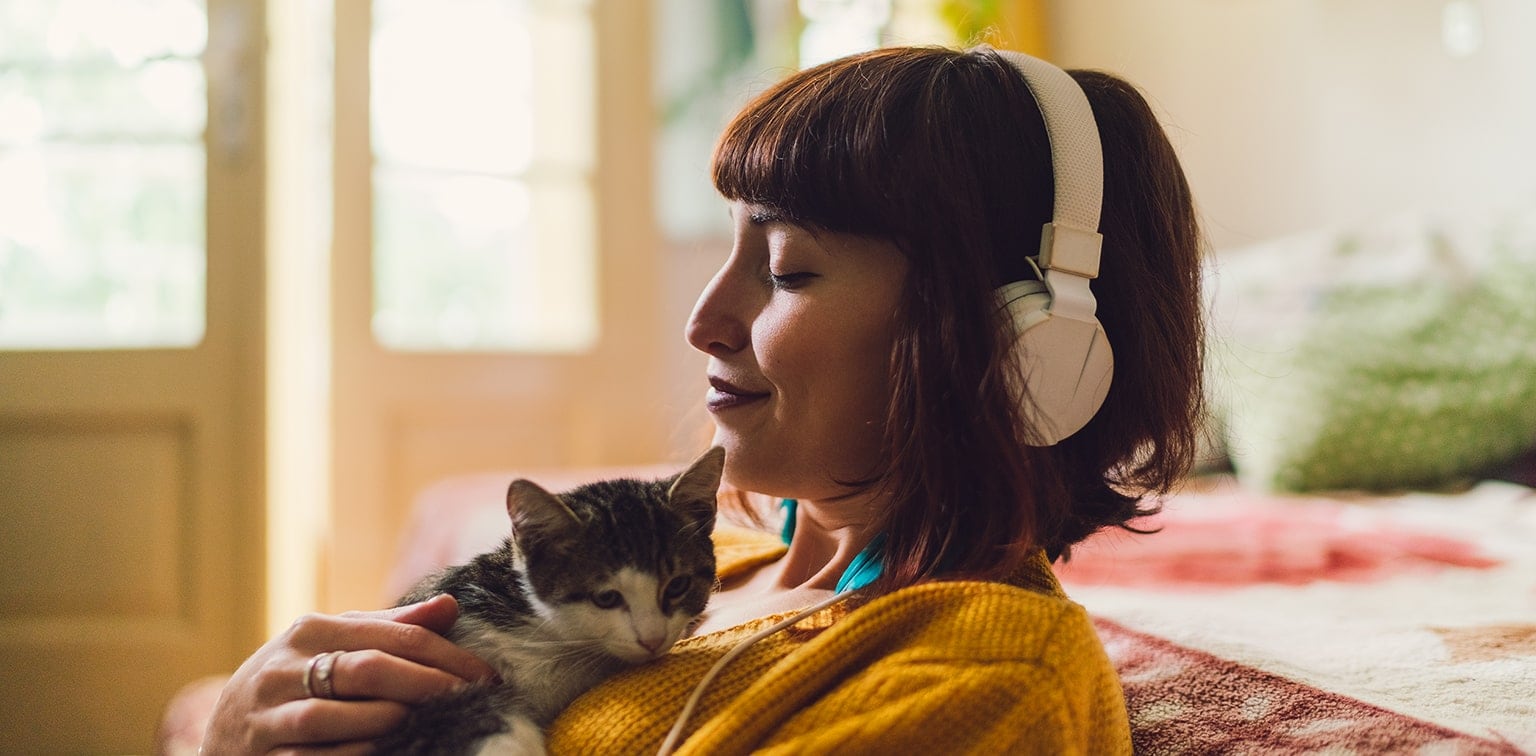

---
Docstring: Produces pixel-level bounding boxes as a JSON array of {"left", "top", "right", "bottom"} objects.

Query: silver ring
[{"left": 302, "top": 651, "right": 344, "bottom": 699}]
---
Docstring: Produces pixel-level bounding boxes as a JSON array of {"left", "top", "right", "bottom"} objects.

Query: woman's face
[{"left": 685, "top": 201, "right": 909, "bottom": 501}]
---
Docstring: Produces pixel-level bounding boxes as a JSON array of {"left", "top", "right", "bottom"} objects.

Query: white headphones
[{"left": 988, "top": 48, "right": 1113, "bottom": 446}]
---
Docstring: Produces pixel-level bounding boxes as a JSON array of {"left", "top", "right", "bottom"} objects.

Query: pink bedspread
[{"left": 1057, "top": 477, "right": 1536, "bottom": 753}]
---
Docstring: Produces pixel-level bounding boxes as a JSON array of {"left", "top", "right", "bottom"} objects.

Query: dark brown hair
[{"left": 711, "top": 46, "right": 1204, "bottom": 590}]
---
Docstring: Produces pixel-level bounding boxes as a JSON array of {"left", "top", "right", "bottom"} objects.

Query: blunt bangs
[{"left": 710, "top": 51, "right": 925, "bottom": 238}]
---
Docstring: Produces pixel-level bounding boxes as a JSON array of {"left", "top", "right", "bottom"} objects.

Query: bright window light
[{"left": 369, "top": 0, "right": 597, "bottom": 353}]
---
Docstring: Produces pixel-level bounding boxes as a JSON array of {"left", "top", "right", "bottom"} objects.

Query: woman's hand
[{"left": 201, "top": 594, "right": 500, "bottom": 755}]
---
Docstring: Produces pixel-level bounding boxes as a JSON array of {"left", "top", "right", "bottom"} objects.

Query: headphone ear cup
[
  {"left": 997, "top": 281, "right": 1114, "bottom": 446},
  {"left": 998, "top": 279, "right": 1053, "bottom": 333}
]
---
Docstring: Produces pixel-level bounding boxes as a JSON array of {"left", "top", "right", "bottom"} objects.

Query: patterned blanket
[{"left": 1057, "top": 477, "right": 1536, "bottom": 754}]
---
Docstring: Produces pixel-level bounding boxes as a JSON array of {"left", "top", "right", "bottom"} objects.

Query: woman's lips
[{"left": 706, "top": 377, "right": 769, "bottom": 411}]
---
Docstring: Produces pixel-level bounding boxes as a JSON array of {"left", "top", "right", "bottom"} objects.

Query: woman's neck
[
  {"left": 689, "top": 495, "right": 882, "bottom": 637},
  {"left": 774, "top": 498, "right": 880, "bottom": 591}
]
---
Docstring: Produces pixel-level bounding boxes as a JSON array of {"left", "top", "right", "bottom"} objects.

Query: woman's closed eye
[{"left": 768, "top": 271, "right": 818, "bottom": 290}]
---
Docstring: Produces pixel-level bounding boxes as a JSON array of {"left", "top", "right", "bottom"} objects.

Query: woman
[{"left": 203, "top": 44, "right": 1202, "bottom": 754}]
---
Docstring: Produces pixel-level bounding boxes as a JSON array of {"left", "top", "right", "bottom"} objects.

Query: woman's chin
[{"left": 713, "top": 440, "right": 761, "bottom": 487}]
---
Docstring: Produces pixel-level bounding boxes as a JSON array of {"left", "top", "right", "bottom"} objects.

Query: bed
[{"left": 1056, "top": 472, "right": 1536, "bottom": 752}]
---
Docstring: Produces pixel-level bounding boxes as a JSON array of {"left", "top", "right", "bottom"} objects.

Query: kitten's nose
[{"left": 638, "top": 636, "right": 664, "bottom": 655}]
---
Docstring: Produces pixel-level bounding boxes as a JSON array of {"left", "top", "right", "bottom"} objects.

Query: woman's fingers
[
  {"left": 286, "top": 596, "right": 499, "bottom": 693},
  {"left": 381, "top": 592, "right": 461, "bottom": 635},
  {"left": 204, "top": 595, "right": 499, "bottom": 754},
  {"left": 328, "top": 649, "right": 472, "bottom": 704}
]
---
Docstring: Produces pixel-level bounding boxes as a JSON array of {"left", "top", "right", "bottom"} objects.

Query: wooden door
[
  {"left": 325, "top": 0, "right": 671, "bottom": 613},
  {"left": 0, "top": 0, "right": 266, "bottom": 752}
]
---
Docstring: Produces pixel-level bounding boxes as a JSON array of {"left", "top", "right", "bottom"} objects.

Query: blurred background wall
[{"left": 1047, "top": 0, "right": 1536, "bottom": 251}]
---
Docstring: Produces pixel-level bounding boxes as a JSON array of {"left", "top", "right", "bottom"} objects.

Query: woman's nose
[{"left": 685, "top": 267, "right": 749, "bottom": 355}]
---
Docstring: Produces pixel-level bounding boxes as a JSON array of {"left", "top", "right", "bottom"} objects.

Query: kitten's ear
[
  {"left": 666, "top": 446, "right": 723, "bottom": 529},
  {"left": 507, "top": 479, "right": 583, "bottom": 542}
]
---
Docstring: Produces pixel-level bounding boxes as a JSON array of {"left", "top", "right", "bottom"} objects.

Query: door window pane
[
  {"left": 0, "top": 0, "right": 207, "bottom": 349},
  {"left": 370, "top": 0, "right": 596, "bottom": 352},
  {"left": 798, "top": 0, "right": 890, "bottom": 68},
  {"left": 658, "top": 0, "right": 935, "bottom": 240}
]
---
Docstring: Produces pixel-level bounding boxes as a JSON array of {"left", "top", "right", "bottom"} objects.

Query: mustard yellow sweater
[{"left": 545, "top": 527, "right": 1131, "bottom": 755}]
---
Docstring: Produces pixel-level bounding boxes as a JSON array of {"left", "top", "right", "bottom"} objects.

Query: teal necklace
[{"left": 779, "top": 499, "right": 886, "bottom": 592}]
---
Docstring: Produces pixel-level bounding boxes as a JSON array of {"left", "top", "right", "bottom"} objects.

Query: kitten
[{"left": 376, "top": 446, "right": 723, "bottom": 756}]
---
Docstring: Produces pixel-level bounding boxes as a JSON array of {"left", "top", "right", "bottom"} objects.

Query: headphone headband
[
  {"left": 979, "top": 46, "right": 1114, "bottom": 446},
  {"left": 993, "top": 49, "right": 1104, "bottom": 247}
]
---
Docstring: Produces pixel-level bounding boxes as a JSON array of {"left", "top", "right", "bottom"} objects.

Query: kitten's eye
[
  {"left": 664, "top": 576, "right": 691, "bottom": 599},
  {"left": 590, "top": 590, "right": 624, "bottom": 609}
]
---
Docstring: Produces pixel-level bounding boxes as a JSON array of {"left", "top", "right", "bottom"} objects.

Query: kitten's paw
[{"left": 473, "top": 716, "right": 546, "bottom": 756}]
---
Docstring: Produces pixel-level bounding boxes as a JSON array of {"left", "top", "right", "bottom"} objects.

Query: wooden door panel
[
  {"left": 0, "top": 1, "right": 266, "bottom": 750},
  {"left": 0, "top": 415, "right": 192, "bottom": 621},
  {"left": 0, "top": 380, "right": 256, "bottom": 750}
]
